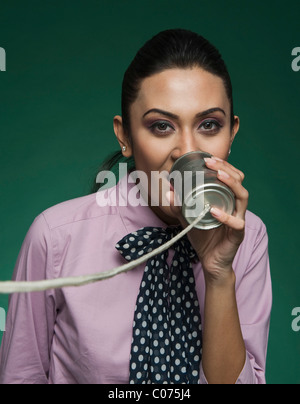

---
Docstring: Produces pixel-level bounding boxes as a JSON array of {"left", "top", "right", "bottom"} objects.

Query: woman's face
[{"left": 114, "top": 67, "right": 239, "bottom": 225}]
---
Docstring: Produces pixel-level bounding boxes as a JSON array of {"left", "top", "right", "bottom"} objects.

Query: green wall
[{"left": 0, "top": 0, "right": 299, "bottom": 384}]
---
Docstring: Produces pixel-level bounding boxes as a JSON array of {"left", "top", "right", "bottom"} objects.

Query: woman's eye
[
  {"left": 158, "top": 123, "right": 168, "bottom": 130},
  {"left": 149, "top": 121, "right": 174, "bottom": 135},
  {"left": 199, "top": 119, "right": 222, "bottom": 133}
]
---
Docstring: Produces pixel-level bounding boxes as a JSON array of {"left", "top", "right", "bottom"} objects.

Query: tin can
[{"left": 170, "top": 151, "right": 235, "bottom": 230}]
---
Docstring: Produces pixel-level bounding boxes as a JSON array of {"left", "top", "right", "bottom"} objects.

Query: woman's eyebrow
[{"left": 142, "top": 107, "right": 226, "bottom": 119}]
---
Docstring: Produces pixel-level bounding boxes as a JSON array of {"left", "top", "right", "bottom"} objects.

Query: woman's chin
[{"left": 149, "top": 204, "right": 182, "bottom": 226}]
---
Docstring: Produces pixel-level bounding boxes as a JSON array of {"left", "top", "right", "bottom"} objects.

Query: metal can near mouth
[{"left": 170, "top": 151, "right": 235, "bottom": 230}]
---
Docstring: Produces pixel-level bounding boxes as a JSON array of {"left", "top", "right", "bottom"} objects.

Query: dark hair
[{"left": 91, "top": 28, "right": 234, "bottom": 193}]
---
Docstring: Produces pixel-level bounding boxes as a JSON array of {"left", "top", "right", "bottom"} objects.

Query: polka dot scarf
[{"left": 116, "top": 226, "right": 202, "bottom": 384}]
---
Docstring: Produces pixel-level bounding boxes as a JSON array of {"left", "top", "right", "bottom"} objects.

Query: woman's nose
[{"left": 171, "top": 130, "right": 199, "bottom": 160}]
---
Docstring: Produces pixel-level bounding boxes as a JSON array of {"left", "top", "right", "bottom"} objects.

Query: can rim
[
  {"left": 181, "top": 183, "right": 235, "bottom": 230},
  {"left": 170, "top": 151, "right": 212, "bottom": 173}
]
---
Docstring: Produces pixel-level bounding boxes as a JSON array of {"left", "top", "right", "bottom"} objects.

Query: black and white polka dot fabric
[{"left": 116, "top": 226, "right": 202, "bottom": 384}]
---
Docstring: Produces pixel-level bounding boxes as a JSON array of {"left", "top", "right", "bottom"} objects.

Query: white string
[{"left": 0, "top": 205, "right": 211, "bottom": 294}]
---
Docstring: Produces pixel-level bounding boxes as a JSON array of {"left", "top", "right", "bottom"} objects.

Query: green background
[{"left": 0, "top": 0, "right": 299, "bottom": 384}]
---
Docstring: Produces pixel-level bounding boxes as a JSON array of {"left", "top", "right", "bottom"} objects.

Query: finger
[
  {"left": 215, "top": 156, "right": 245, "bottom": 178},
  {"left": 210, "top": 207, "right": 245, "bottom": 235},
  {"left": 213, "top": 156, "right": 245, "bottom": 181},
  {"left": 212, "top": 170, "right": 248, "bottom": 222},
  {"left": 217, "top": 168, "right": 248, "bottom": 202},
  {"left": 205, "top": 157, "right": 245, "bottom": 182}
]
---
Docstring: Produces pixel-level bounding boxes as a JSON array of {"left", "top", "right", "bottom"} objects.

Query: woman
[{"left": 0, "top": 29, "right": 272, "bottom": 384}]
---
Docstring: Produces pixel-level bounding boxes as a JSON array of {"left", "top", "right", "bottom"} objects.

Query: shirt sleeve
[
  {"left": 0, "top": 213, "right": 56, "bottom": 384},
  {"left": 199, "top": 220, "right": 272, "bottom": 384}
]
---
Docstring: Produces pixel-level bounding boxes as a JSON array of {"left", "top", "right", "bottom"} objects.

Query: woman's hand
[{"left": 167, "top": 156, "right": 249, "bottom": 286}]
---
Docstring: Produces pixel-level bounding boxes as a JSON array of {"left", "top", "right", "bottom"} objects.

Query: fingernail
[
  {"left": 204, "top": 157, "right": 217, "bottom": 165},
  {"left": 210, "top": 207, "right": 222, "bottom": 217},
  {"left": 213, "top": 156, "right": 224, "bottom": 162},
  {"left": 218, "top": 169, "right": 230, "bottom": 179}
]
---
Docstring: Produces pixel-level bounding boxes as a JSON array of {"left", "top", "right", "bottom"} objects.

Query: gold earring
[{"left": 122, "top": 146, "right": 127, "bottom": 152}]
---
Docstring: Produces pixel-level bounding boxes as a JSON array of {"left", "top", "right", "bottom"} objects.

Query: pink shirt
[{"left": 0, "top": 174, "right": 272, "bottom": 384}]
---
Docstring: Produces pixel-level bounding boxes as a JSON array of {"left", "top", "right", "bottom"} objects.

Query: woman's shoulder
[
  {"left": 232, "top": 210, "right": 270, "bottom": 292},
  {"left": 39, "top": 189, "right": 120, "bottom": 231},
  {"left": 245, "top": 209, "right": 267, "bottom": 233},
  {"left": 242, "top": 210, "right": 268, "bottom": 252}
]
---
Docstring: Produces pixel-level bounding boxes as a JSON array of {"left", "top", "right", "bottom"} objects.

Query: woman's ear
[
  {"left": 230, "top": 115, "right": 240, "bottom": 149},
  {"left": 113, "top": 115, "right": 133, "bottom": 157}
]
